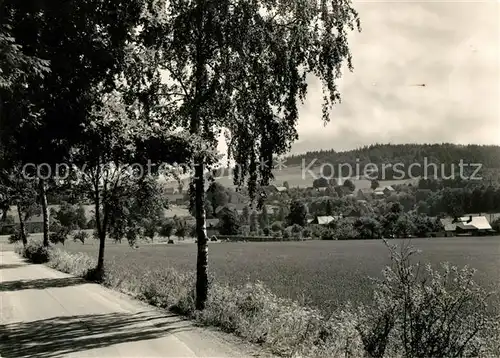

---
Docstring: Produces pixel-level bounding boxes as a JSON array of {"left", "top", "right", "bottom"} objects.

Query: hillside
[
  {"left": 165, "top": 143, "right": 500, "bottom": 190},
  {"left": 286, "top": 143, "right": 500, "bottom": 168}
]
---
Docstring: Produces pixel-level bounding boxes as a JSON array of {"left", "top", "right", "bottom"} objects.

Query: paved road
[{"left": 0, "top": 251, "right": 269, "bottom": 358}]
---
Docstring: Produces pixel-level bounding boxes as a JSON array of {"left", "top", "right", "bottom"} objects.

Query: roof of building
[
  {"left": 215, "top": 203, "right": 246, "bottom": 214},
  {"left": 315, "top": 215, "right": 342, "bottom": 225},
  {"left": 441, "top": 216, "right": 492, "bottom": 231}
]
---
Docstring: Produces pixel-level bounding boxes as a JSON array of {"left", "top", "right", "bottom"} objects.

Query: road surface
[{"left": 0, "top": 250, "right": 271, "bottom": 358}]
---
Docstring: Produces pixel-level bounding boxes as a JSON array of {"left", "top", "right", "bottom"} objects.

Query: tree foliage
[
  {"left": 287, "top": 200, "right": 307, "bottom": 227},
  {"left": 206, "top": 182, "right": 229, "bottom": 215},
  {"left": 219, "top": 207, "right": 241, "bottom": 236}
]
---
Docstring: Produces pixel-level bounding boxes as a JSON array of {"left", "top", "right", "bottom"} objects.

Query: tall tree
[
  {"left": 1, "top": 0, "right": 153, "bottom": 246},
  {"left": 259, "top": 205, "right": 269, "bottom": 230},
  {"left": 249, "top": 210, "right": 259, "bottom": 233},
  {"left": 73, "top": 91, "right": 203, "bottom": 273},
  {"left": 141, "top": 0, "right": 360, "bottom": 309},
  {"left": 241, "top": 205, "right": 250, "bottom": 225},
  {"left": 0, "top": 166, "right": 40, "bottom": 246},
  {"left": 287, "top": 200, "right": 308, "bottom": 227}
]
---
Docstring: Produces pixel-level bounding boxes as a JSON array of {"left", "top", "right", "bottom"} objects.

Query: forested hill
[{"left": 286, "top": 144, "right": 500, "bottom": 168}]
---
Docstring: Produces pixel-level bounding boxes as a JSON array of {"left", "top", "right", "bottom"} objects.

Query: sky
[{"left": 217, "top": 0, "right": 500, "bottom": 157}]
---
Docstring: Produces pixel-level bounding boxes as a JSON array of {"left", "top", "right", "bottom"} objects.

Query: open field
[
  {"left": 164, "top": 165, "right": 418, "bottom": 190},
  {"left": 8, "top": 235, "right": 498, "bottom": 315}
]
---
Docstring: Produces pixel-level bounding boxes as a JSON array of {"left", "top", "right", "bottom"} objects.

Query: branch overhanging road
[{"left": 0, "top": 250, "right": 272, "bottom": 358}]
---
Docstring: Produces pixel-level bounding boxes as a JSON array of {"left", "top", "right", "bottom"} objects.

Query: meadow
[{"left": 46, "top": 236, "right": 500, "bottom": 314}]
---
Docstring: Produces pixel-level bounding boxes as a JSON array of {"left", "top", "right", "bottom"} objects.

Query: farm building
[
  {"left": 440, "top": 215, "right": 494, "bottom": 236},
  {"left": 310, "top": 215, "right": 342, "bottom": 225}
]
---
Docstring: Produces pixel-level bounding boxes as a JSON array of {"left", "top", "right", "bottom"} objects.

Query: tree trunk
[
  {"left": 194, "top": 161, "right": 208, "bottom": 310},
  {"left": 97, "top": 230, "right": 105, "bottom": 272},
  {"left": 94, "top": 191, "right": 106, "bottom": 273},
  {"left": 16, "top": 205, "right": 27, "bottom": 246},
  {"left": 39, "top": 179, "right": 50, "bottom": 247}
]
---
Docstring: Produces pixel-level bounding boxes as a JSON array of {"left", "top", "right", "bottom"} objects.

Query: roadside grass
[{"left": 15, "top": 240, "right": 500, "bottom": 357}]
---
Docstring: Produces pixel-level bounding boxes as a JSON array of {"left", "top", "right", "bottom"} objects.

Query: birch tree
[{"left": 139, "top": 0, "right": 360, "bottom": 309}]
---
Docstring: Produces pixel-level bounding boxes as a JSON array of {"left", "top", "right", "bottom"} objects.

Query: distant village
[{"left": 3, "top": 175, "right": 499, "bottom": 242}]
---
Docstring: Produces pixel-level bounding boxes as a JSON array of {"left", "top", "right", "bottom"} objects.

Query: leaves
[{"left": 138, "top": 0, "right": 360, "bottom": 201}]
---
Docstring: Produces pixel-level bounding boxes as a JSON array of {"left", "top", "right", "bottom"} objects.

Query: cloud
[{"left": 291, "top": 0, "right": 500, "bottom": 153}]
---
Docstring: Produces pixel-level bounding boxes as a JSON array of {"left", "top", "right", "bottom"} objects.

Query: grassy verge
[{"left": 15, "top": 241, "right": 500, "bottom": 358}]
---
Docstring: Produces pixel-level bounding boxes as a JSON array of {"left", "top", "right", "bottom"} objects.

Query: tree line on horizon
[{"left": 285, "top": 144, "right": 500, "bottom": 174}]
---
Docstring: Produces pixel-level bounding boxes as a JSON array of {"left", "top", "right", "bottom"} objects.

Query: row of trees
[
  {"left": 1, "top": 0, "right": 360, "bottom": 309},
  {"left": 286, "top": 143, "right": 500, "bottom": 173}
]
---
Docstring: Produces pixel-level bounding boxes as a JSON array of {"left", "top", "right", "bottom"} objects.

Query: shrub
[
  {"left": 492, "top": 218, "right": 500, "bottom": 233},
  {"left": 282, "top": 229, "right": 290, "bottom": 240},
  {"left": 159, "top": 219, "right": 175, "bottom": 238},
  {"left": 8, "top": 229, "right": 29, "bottom": 244},
  {"left": 73, "top": 231, "right": 88, "bottom": 244},
  {"left": 138, "top": 268, "right": 195, "bottom": 313},
  {"left": 175, "top": 224, "right": 187, "bottom": 239},
  {"left": 310, "top": 224, "right": 325, "bottom": 239},
  {"left": 321, "top": 229, "right": 336, "bottom": 240},
  {"left": 271, "top": 221, "right": 283, "bottom": 232},
  {"left": 262, "top": 227, "right": 270, "bottom": 236},
  {"left": 333, "top": 219, "right": 359, "bottom": 240},
  {"left": 302, "top": 227, "right": 312, "bottom": 238},
  {"left": 19, "top": 240, "right": 50, "bottom": 264},
  {"left": 272, "top": 230, "right": 282, "bottom": 238},
  {"left": 355, "top": 240, "right": 499, "bottom": 357},
  {"left": 240, "top": 225, "right": 250, "bottom": 236},
  {"left": 143, "top": 220, "right": 157, "bottom": 241},
  {"left": 50, "top": 224, "right": 71, "bottom": 245},
  {"left": 290, "top": 224, "right": 302, "bottom": 234},
  {"left": 47, "top": 249, "right": 96, "bottom": 277}
]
